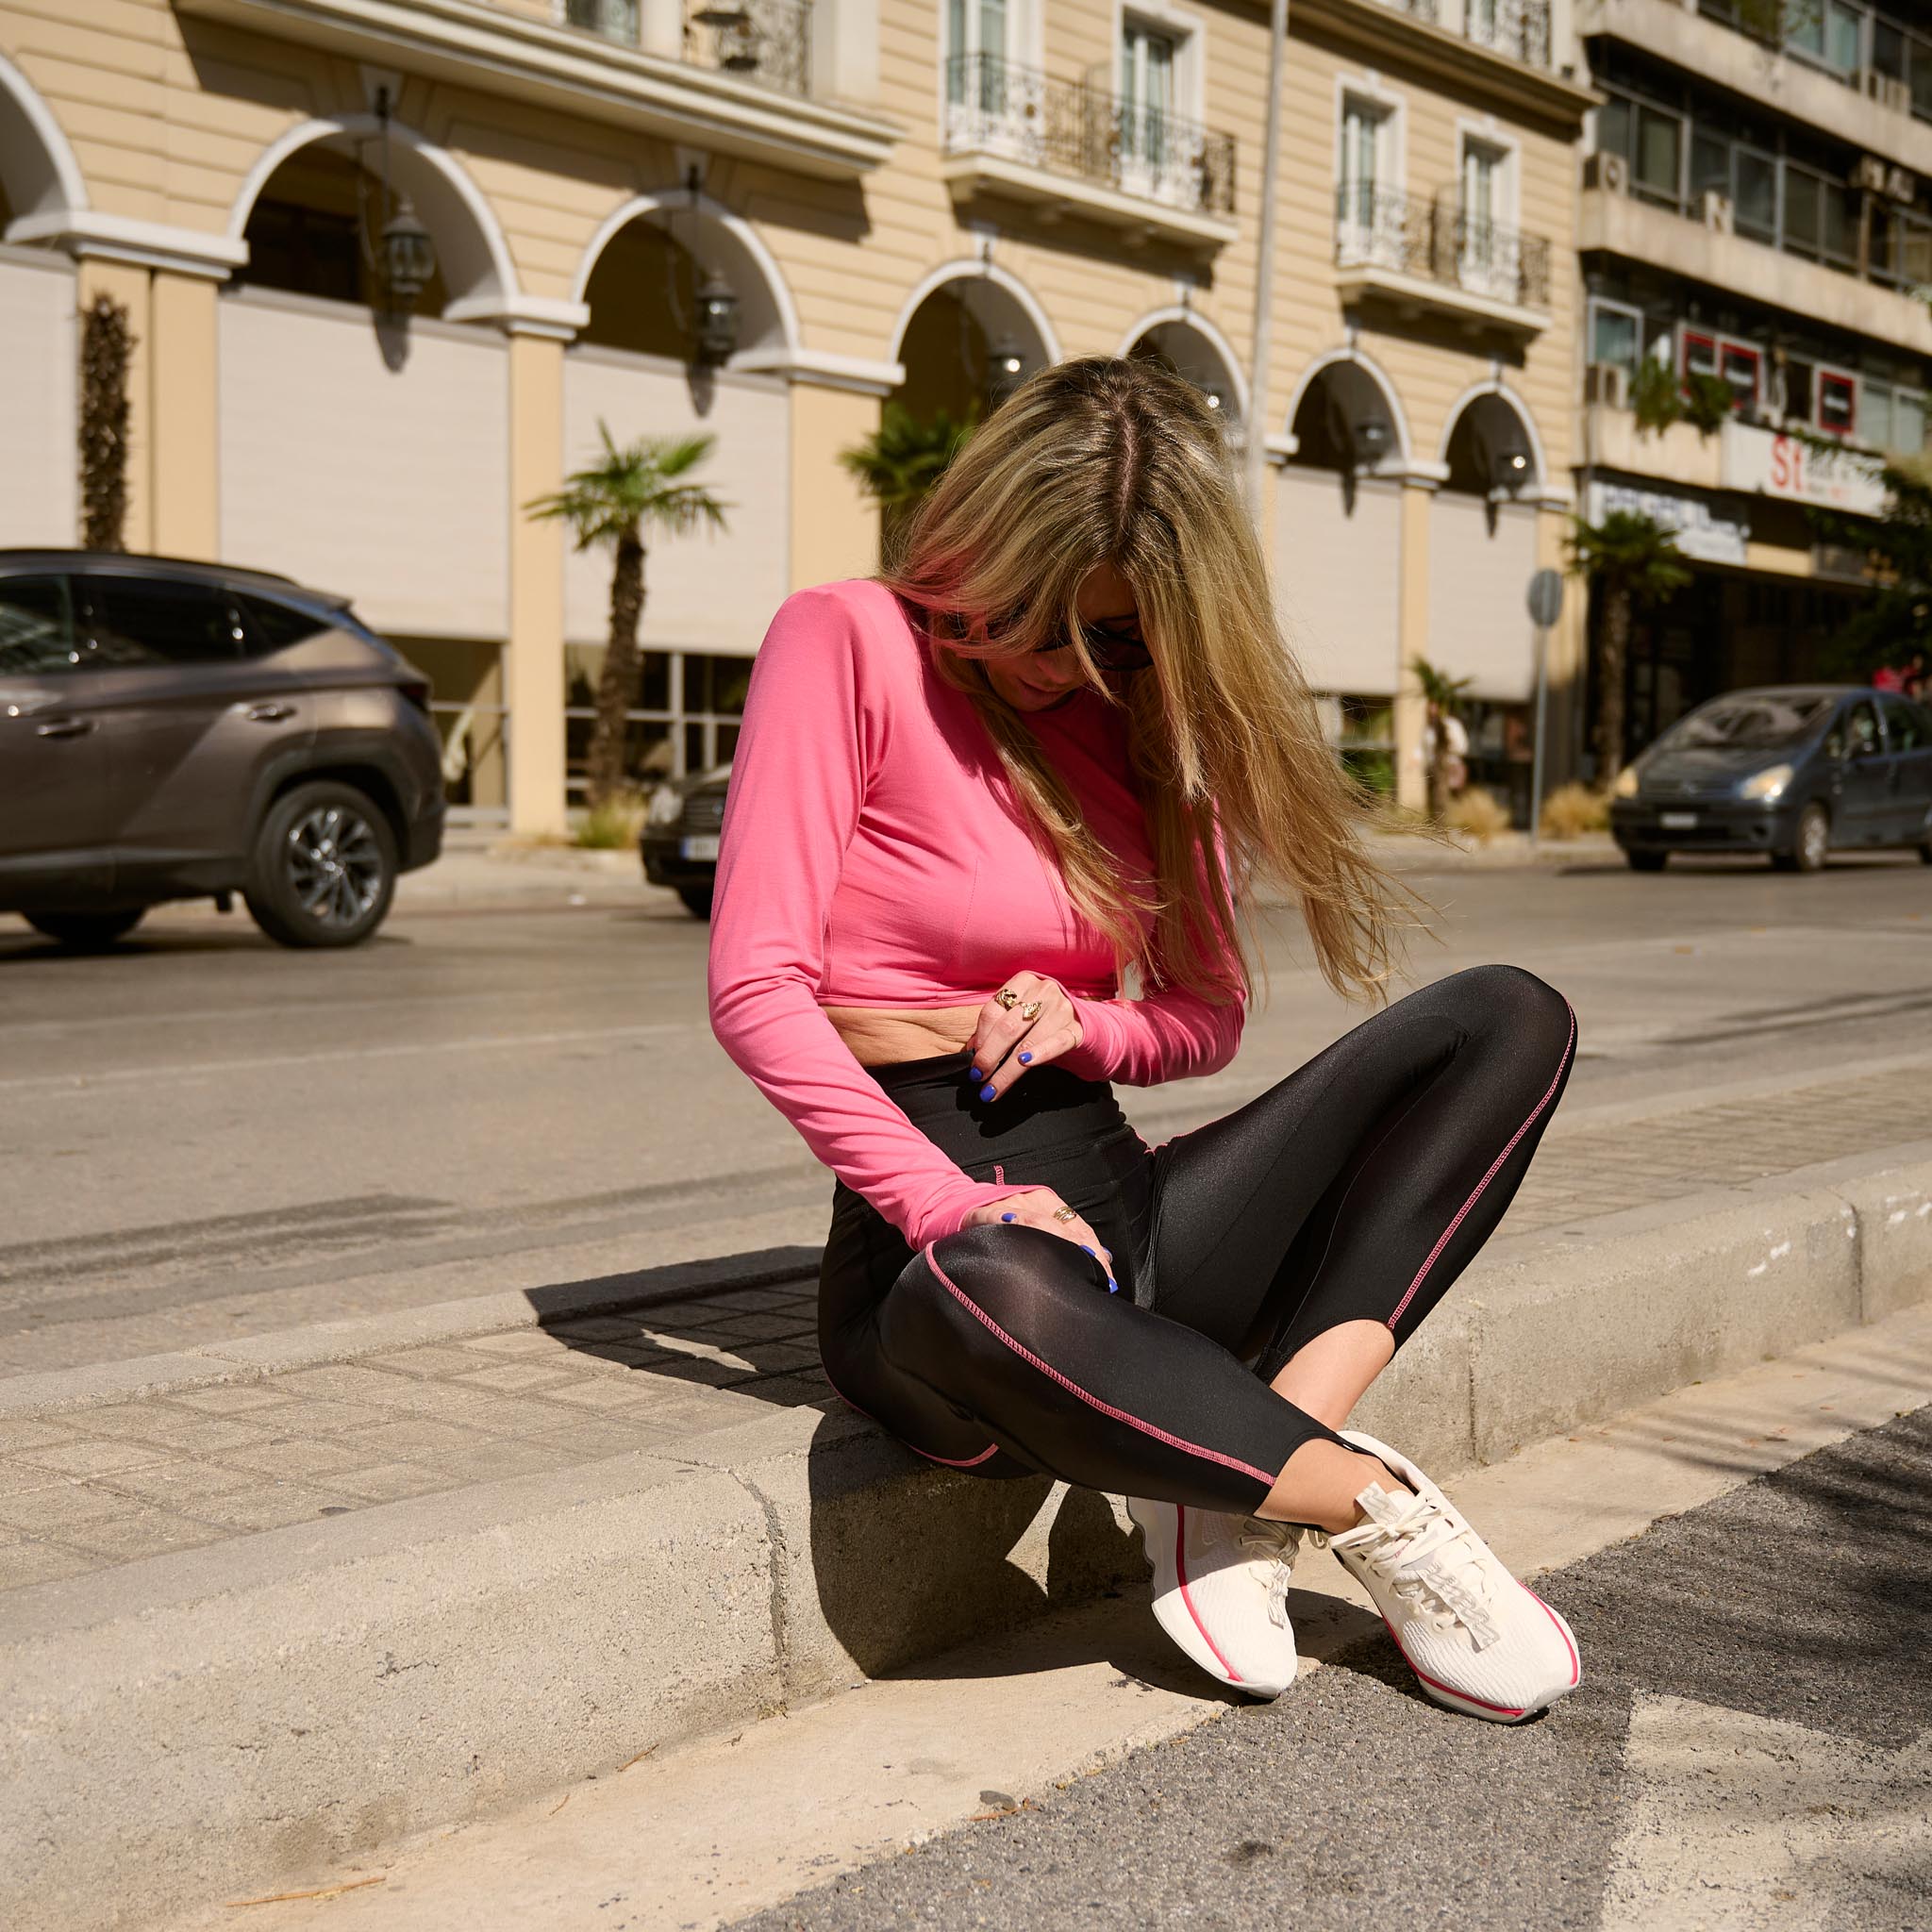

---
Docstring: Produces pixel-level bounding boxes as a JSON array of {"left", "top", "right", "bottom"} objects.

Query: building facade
[
  {"left": 1572, "top": 0, "right": 1927, "bottom": 761},
  {"left": 0, "top": 0, "right": 1592, "bottom": 832}
]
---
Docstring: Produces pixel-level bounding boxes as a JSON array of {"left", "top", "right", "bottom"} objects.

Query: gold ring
[
  {"left": 1051, "top": 1205, "right": 1078, "bottom": 1223},
  {"left": 994, "top": 987, "right": 1021, "bottom": 1010},
  {"left": 1020, "top": 1000, "right": 1042, "bottom": 1022}
]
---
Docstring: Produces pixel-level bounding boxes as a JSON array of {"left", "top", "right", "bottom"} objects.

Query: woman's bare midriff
[{"left": 822, "top": 1003, "right": 984, "bottom": 1067}]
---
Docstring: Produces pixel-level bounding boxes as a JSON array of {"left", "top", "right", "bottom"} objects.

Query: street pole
[
  {"left": 1244, "top": 0, "right": 1290, "bottom": 538},
  {"left": 1530, "top": 619, "right": 1549, "bottom": 851}
]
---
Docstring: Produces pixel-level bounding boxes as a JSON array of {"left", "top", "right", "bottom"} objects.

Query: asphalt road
[
  {"left": 2, "top": 850, "right": 1929, "bottom": 1374},
  {"left": 728, "top": 1405, "right": 1932, "bottom": 1932}
]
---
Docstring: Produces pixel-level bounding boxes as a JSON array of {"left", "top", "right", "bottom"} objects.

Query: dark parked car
[
  {"left": 640, "top": 763, "right": 729, "bottom": 917},
  {"left": 1610, "top": 684, "right": 1932, "bottom": 873},
  {"left": 0, "top": 551, "right": 444, "bottom": 947}
]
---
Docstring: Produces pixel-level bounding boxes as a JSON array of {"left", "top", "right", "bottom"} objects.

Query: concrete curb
[{"left": 5, "top": 1151, "right": 1931, "bottom": 1930}]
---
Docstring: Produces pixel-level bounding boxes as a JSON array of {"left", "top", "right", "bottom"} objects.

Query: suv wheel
[
  {"left": 245, "top": 781, "right": 397, "bottom": 948},
  {"left": 24, "top": 908, "right": 146, "bottom": 948},
  {"left": 1624, "top": 850, "right": 1667, "bottom": 873},
  {"left": 676, "top": 886, "right": 714, "bottom": 919}
]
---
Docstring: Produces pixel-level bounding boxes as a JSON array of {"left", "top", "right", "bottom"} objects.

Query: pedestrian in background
[{"left": 708, "top": 355, "right": 1581, "bottom": 1720}]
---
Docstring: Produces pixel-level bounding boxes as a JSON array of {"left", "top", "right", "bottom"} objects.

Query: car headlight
[
  {"left": 1612, "top": 765, "right": 1640, "bottom": 798},
  {"left": 645, "top": 783, "right": 682, "bottom": 827},
  {"left": 1739, "top": 763, "right": 1794, "bottom": 803}
]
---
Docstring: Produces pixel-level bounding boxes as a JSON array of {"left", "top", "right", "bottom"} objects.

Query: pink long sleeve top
[{"left": 706, "top": 576, "right": 1246, "bottom": 1251}]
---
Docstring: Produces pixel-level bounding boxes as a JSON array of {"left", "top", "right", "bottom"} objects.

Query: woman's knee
[{"left": 1440, "top": 962, "right": 1574, "bottom": 1060}]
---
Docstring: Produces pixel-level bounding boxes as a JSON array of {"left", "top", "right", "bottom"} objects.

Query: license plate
[
  {"left": 679, "top": 834, "right": 720, "bottom": 860},
  {"left": 1658, "top": 811, "right": 1698, "bottom": 830}
]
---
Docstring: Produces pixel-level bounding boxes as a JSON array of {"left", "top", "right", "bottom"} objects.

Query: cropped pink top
[{"left": 706, "top": 576, "right": 1246, "bottom": 1250}]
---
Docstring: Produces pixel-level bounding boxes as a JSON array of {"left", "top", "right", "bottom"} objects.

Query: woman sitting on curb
[{"left": 707, "top": 354, "right": 1580, "bottom": 1721}]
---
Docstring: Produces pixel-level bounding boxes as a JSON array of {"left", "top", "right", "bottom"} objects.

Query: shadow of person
[{"left": 799, "top": 1417, "right": 1149, "bottom": 1686}]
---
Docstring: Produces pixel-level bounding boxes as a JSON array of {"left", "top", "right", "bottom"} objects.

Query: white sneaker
[
  {"left": 1311, "top": 1429, "right": 1580, "bottom": 1724},
  {"left": 1124, "top": 1496, "right": 1303, "bottom": 1699}
]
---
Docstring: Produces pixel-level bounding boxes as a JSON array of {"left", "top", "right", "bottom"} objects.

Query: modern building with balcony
[
  {"left": 1571, "top": 0, "right": 1923, "bottom": 760},
  {"left": 0, "top": 0, "right": 1593, "bottom": 831}
]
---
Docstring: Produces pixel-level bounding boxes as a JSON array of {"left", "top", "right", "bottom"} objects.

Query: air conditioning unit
[
  {"left": 1585, "top": 361, "right": 1630, "bottom": 408},
  {"left": 1855, "top": 154, "right": 1890, "bottom": 192},
  {"left": 1583, "top": 151, "right": 1629, "bottom": 193},
  {"left": 1865, "top": 71, "right": 1912, "bottom": 115},
  {"left": 1701, "top": 190, "right": 1734, "bottom": 232}
]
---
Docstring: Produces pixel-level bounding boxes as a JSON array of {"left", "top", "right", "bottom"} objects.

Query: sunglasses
[{"left": 1039, "top": 620, "right": 1152, "bottom": 674}]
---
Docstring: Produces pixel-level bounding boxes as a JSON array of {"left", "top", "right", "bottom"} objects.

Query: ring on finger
[
  {"left": 994, "top": 987, "right": 1021, "bottom": 1010},
  {"left": 1020, "top": 999, "right": 1042, "bottom": 1021},
  {"left": 1051, "top": 1205, "right": 1078, "bottom": 1223}
]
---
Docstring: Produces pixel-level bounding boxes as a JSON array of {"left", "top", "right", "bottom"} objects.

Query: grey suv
[{"left": 0, "top": 552, "right": 444, "bottom": 948}]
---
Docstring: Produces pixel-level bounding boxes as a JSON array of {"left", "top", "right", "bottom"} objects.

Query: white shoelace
[
  {"left": 1316, "top": 1486, "right": 1502, "bottom": 1649},
  {"left": 1236, "top": 1518, "right": 1304, "bottom": 1630}
]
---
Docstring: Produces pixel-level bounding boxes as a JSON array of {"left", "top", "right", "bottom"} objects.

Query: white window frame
[
  {"left": 1587, "top": 295, "right": 1645, "bottom": 383},
  {"left": 1334, "top": 73, "right": 1406, "bottom": 272},
  {"left": 1455, "top": 116, "right": 1520, "bottom": 301},
  {"left": 1114, "top": 2, "right": 1206, "bottom": 207}
]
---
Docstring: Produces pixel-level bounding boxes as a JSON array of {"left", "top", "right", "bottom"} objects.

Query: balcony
[
  {"left": 1579, "top": 185, "right": 1932, "bottom": 357},
  {"left": 1463, "top": 0, "right": 1553, "bottom": 66},
  {"left": 561, "top": 0, "right": 810, "bottom": 99},
  {"left": 1581, "top": 0, "right": 1932, "bottom": 176},
  {"left": 939, "top": 54, "right": 1239, "bottom": 252},
  {"left": 174, "top": 0, "right": 894, "bottom": 185},
  {"left": 1333, "top": 188, "right": 1551, "bottom": 335}
]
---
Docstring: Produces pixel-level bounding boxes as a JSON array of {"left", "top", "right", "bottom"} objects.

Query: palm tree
[
  {"left": 839, "top": 397, "right": 982, "bottom": 566},
  {"left": 525, "top": 423, "right": 732, "bottom": 809},
  {"left": 1567, "top": 511, "right": 1693, "bottom": 789},
  {"left": 1410, "top": 654, "right": 1474, "bottom": 823}
]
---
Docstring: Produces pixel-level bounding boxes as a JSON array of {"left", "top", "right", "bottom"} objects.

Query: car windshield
[{"left": 1654, "top": 694, "right": 1834, "bottom": 754}]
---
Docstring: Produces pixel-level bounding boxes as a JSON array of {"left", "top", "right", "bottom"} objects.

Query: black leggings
[{"left": 818, "top": 963, "right": 1577, "bottom": 1520}]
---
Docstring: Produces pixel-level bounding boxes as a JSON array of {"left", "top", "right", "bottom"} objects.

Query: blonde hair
[{"left": 874, "top": 353, "right": 1420, "bottom": 1007}]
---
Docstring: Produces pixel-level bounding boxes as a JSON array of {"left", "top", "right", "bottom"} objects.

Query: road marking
[{"left": 0, "top": 1023, "right": 694, "bottom": 1095}]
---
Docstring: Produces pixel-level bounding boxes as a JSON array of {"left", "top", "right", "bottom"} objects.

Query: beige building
[
  {"left": 0, "top": 0, "right": 1593, "bottom": 831},
  {"left": 1572, "top": 0, "right": 1931, "bottom": 757}
]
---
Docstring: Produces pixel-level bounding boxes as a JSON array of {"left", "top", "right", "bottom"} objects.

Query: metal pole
[
  {"left": 1243, "top": 0, "right": 1290, "bottom": 536},
  {"left": 1529, "top": 619, "right": 1549, "bottom": 850}
]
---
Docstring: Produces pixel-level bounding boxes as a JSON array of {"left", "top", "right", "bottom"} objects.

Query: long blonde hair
[{"left": 874, "top": 353, "right": 1419, "bottom": 1007}]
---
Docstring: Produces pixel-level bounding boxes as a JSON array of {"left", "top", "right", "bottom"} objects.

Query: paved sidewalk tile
[{"left": 2, "top": 1064, "right": 1927, "bottom": 1601}]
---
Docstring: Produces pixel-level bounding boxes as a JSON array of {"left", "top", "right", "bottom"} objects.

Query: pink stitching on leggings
[
  {"left": 1386, "top": 996, "right": 1577, "bottom": 1332},
  {"left": 924, "top": 1248, "right": 1279, "bottom": 1490}
]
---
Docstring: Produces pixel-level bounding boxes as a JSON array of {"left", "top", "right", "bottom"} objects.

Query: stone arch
[
  {"left": 0, "top": 50, "right": 89, "bottom": 236},
  {"left": 226, "top": 115, "right": 520, "bottom": 316},
  {"left": 888, "top": 258, "right": 1061, "bottom": 373},
  {"left": 1117, "top": 306, "right": 1249, "bottom": 438},
  {"left": 1281, "top": 345, "right": 1413, "bottom": 472},
  {"left": 1437, "top": 379, "right": 1546, "bottom": 496},
  {"left": 570, "top": 187, "right": 799, "bottom": 361}
]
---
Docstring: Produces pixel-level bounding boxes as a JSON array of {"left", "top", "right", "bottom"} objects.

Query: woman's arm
[
  {"left": 1056, "top": 821, "right": 1246, "bottom": 1087},
  {"left": 706, "top": 588, "right": 1053, "bottom": 1250}
]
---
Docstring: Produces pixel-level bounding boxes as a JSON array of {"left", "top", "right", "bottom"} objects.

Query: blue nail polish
[
  {"left": 1018, "top": 1051, "right": 1033, "bottom": 1064},
  {"left": 1080, "top": 1244, "right": 1094, "bottom": 1255},
  {"left": 969, "top": 1066, "right": 983, "bottom": 1081},
  {"left": 1000, "top": 1212, "right": 1016, "bottom": 1223},
  {"left": 1108, "top": 1278, "right": 1121, "bottom": 1293},
  {"left": 978, "top": 1083, "right": 996, "bottom": 1102}
]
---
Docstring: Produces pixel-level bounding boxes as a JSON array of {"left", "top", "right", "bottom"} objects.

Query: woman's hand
[
  {"left": 960, "top": 1188, "right": 1117, "bottom": 1292},
  {"left": 968, "top": 971, "right": 1084, "bottom": 1102}
]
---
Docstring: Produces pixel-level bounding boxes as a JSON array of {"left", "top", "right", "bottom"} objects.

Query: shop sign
[
  {"left": 1721, "top": 422, "right": 1887, "bottom": 517},
  {"left": 1585, "top": 480, "right": 1748, "bottom": 566}
]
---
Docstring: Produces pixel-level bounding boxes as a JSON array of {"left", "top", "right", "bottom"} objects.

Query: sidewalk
[{"left": 5, "top": 1059, "right": 1930, "bottom": 1927}]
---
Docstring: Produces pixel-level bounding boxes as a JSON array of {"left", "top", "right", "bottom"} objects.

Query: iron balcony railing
[
  {"left": 942, "top": 53, "right": 1237, "bottom": 220},
  {"left": 560, "top": 0, "right": 813, "bottom": 98},
  {"left": 1463, "top": 0, "right": 1552, "bottom": 66},
  {"left": 1335, "top": 186, "right": 1552, "bottom": 310}
]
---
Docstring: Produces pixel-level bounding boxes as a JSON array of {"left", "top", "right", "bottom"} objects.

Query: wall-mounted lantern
[
  {"left": 362, "top": 87, "right": 437, "bottom": 316},
  {"left": 985, "top": 332, "right": 1027, "bottom": 410},
  {"left": 665, "top": 162, "right": 741, "bottom": 368}
]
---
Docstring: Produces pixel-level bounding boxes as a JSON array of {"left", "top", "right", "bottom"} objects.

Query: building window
[
  {"left": 1589, "top": 297, "right": 1643, "bottom": 382},
  {"left": 946, "top": 0, "right": 1009, "bottom": 108},
  {"left": 1719, "top": 341, "right": 1762, "bottom": 410},
  {"left": 1121, "top": 19, "right": 1178, "bottom": 171},
  {"left": 1818, "top": 371, "right": 1857, "bottom": 435},
  {"left": 1861, "top": 379, "right": 1930, "bottom": 455},
  {"left": 1339, "top": 92, "right": 1395, "bottom": 229}
]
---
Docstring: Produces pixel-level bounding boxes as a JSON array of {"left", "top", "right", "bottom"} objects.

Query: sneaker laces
[
  {"left": 1235, "top": 1518, "right": 1303, "bottom": 1630},
  {"left": 1315, "top": 1487, "right": 1502, "bottom": 1649}
]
